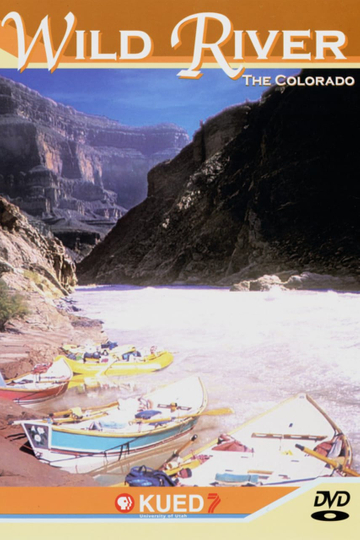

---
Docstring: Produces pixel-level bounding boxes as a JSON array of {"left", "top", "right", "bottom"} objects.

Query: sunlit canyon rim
[{"left": 0, "top": 75, "right": 189, "bottom": 255}]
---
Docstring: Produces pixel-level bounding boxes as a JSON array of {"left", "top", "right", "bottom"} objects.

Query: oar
[
  {"left": 53, "top": 411, "right": 105, "bottom": 425},
  {"left": 172, "top": 434, "right": 198, "bottom": 457},
  {"left": 136, "top": 407, "right": 234, "bottom": 424},
  {"left": 51, "top": 400, "right": 119, "bottom": 419},
  {"left": 295, "top": 444, "right": 360, "bottom": 477},
  {"left": 157, "top": 403, "right": 192, "bottom": 411},
  {"left": 160, "top": 434, "right": 198, "bottom": 469},
  {"left": 163, "top": 458, "right": 202, "bottom": 477},
  {"left": 96, "top": 354, "right": 119, "bottom": 377}
]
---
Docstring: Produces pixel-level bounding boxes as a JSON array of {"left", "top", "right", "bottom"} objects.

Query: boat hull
[
  {"left": 63, "top": 351, "right": 174, "bottom": 382},
  {"left": 22, "top": 418, "right": 198, "bottom": 473},
  {"left": 0, "top": 358, "right": 72, "bottom": 405},
  {"left": 0, "top": 382, "right": 69, "bottom": 405},
  {"left": 169, "top": 393, "right": 353, "bottom": 487},
  {"left": 21, "top": 376, "right": 207, "bottom": 474}
]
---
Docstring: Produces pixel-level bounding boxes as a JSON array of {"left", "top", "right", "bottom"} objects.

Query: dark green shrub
[{"left": 0, "top": 279, "right": 29, "bottom": 331}]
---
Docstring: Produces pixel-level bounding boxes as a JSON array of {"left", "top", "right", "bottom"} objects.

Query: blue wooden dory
[{"left": 20, "top": 376, "right": 207, "bottom": 474}]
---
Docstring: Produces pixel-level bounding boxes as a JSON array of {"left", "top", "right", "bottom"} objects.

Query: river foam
[{"left": 71, "top": 285, "right": 360, "bottom": 480}]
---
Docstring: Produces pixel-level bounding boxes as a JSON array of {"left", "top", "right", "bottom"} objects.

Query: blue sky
[{"left": 0, "top": 68, "right": 298, "bottom": 137}]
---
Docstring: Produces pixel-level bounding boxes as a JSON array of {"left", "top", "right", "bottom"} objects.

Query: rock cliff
[
  {"left": 0, "top": 198, "right": 106, "bottom": 488},
  {"left": 0, "top": 195, "right": 105, "bottom": 379},
  {"left": 0, "top": 76, "right": 189, "bottom": 255},
  {"left": 77, "top": 70, "right": 360, "bottom": 289},
  {"left": 0, "top": 196, "right": 75, "bottom": 294}
]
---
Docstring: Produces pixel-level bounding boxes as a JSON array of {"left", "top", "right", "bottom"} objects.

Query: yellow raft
[{"left": 59, "top": 344, "right": 174, "bottom": 387}]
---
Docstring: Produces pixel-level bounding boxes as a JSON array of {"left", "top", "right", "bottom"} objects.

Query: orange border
[{"left": 0, "top": 487, "right": 296, "bottom": 515}]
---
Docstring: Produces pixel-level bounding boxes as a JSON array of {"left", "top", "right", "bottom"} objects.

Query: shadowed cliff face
[
  {"left": 0, "top": 76, "right": 189, "bottom": 255},
  {"left": 77, "top": 70, "right": 360, "bottom": 287}
]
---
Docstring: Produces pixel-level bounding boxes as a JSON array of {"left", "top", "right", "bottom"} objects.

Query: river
[{"left": 67, "top": 285, "right": 360, "bottom": 484}]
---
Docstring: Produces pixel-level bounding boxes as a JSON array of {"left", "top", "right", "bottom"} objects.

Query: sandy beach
[{"left": 0, "top": 296, "right": 105, "bottom": 487}]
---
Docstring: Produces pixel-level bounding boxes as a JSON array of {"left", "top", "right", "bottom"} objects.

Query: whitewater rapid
[{"left": 70, "top": 285, "right": 360, "bottom": 482}]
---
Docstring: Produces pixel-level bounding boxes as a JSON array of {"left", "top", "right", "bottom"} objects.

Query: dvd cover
[{"left": 0, "top": 1, "right": 359, "bottom": 539}]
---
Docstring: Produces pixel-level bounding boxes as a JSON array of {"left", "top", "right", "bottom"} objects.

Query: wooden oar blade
[
  {"left": 202, "top": 407, "right": 234, "bottom": 416},
  {"left": 137, "top": 407, "right": 234, "bottom": 424},
  {"left": 96, "top": 355, "right": 119, "bottom": 376},
  {"left": 160, "top": 434, "right": 198, "bottom": 469},
  {"left": 51, "top": 406, "right": 82, "bottom": 418},
  {"left": 52, "top": 400, "right": 119, "bottom": 419},
  {"left": 296, "top": 444, "right": 360, "bottom": 477}
]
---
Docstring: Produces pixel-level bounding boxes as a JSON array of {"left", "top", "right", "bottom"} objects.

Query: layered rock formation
[
  {"left": 0, "top": 195, "right": 105, "bottom": 379},
  {"left": 78, "top": 70, "right": 360, "bottom": 289},
  {"left": 0, "top": 198, "right": 105, "bottom": 488},
  {"left": 0, "top": 76, "right": 189, "bottom": 255},
  {"left": 0, "top": 196, "right": 75, "bottom": 294}
]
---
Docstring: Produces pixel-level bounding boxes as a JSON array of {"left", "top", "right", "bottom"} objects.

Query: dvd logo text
[
  {"left": 140, "top": 494, "right": 205, "bottom": 513},
  {"left": 311, "top": 490, "right": 350, "bottom": 521}
]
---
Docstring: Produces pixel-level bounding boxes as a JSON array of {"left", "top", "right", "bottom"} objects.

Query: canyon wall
[
  {"left": 77, "top": 70, "right": 360, "bottom": 289},
  {"left": 0, "top": 76, "right": 189, "bottom": 254}
]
